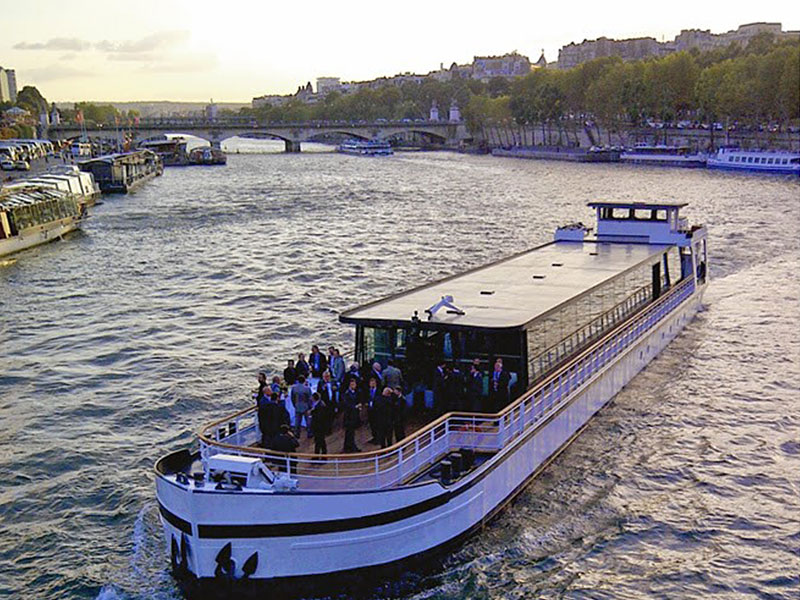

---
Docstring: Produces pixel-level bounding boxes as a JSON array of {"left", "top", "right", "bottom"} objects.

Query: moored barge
[
  {"left": 155, "top": 201, "right": 708, "bottom": 597},
  {"left": 78, "top": 149, "right": 163, "bottom": 193},
  {"left": 0, "top": 185, "right": 88, "bottom": 257},
  {"left": 620, "top": 144, "right": 707, "bottom": 168}
]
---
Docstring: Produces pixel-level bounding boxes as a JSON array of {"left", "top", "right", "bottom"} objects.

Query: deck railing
[{"left": 198, "top": 277, "right": 696, "bottom": 491}]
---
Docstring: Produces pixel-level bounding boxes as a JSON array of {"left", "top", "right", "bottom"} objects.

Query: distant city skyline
[{"left": 2, "top": 0, "right": 798, "bottom": 103}]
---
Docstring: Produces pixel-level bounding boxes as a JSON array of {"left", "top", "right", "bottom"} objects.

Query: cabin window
[
  {"left": 767, "top": 158, "right": 774, "bottom": 164},
  {"left": 728, "top": 156, "right": 733, "bottom": 162},
  {"left": 525, "top": 256, "right": 661, "bottom": 382}
]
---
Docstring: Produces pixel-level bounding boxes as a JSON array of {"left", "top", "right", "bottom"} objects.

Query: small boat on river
[
  {"left": 78, "top": 149, "right": 163, "bottom": 193},
  {"left": 0, "top": 185, "right": 87, "bottom": 258},
  {"left": 707, "top": 147, "right": 800, "bottom": 175},
  {"left": 338, "top": 139, "right": 394, "bottom": 156},
  {"left": 620, "top": 144, "right": 707, "bottom": 168},
  {"left": 139, "top": 138, "right": 191, "bottom": 166},
  {"left": 155, "top": 201, "right": 708, "bottom": 597},
  {"left": 188, "top": 146, "right": 227, "bottom": 165}
]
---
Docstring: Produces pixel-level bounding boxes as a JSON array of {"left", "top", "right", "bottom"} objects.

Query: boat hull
[
  {"left": 156, "top": 283, "right": 705, "bottom": 596},
  {"left": 0, "top": 216, "right": 81, "bottom": 258},
  {"left": 620, "top": 154, "right": 707, "bottom": 168},
  {"left": 706, "top": 160, "right": 800, "bottom": 175}
]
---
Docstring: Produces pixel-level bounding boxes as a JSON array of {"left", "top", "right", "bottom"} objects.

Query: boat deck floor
[{"left": 291, "top": 408, "right": 432, "bottom": 455}]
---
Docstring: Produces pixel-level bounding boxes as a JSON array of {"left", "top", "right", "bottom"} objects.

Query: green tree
[{"left": 16, "top": 86, "right": 48, "bottom": 116}]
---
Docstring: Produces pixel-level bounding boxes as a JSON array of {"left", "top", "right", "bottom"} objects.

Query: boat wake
[{"left": 95, "top": 503, "right": 180, "bottom": 600}]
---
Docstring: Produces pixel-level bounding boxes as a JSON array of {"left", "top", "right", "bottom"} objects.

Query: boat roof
[
  {"left": 340, "top": 240, "right": 672, "bottom": 330},
  {"left": 79, "top": 150, "right": 155, "bottom": 165},
  {"left": 588, "top": 200, "right": 687, "bottom": 210},
  {"left": 0, "top": 186, "right": 69, "bottom": 210}
]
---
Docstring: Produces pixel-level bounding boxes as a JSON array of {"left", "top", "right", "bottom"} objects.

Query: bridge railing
[
  {"left": 50, "top": 118, "right": 457, "bottom": 130},
  {"left": 197, "top": 276, "right": 696, "bottom": 492}
]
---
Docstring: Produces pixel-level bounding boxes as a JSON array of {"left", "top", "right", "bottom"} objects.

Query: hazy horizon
[{"left": 3, "top": 0, "right": 798, "bottom": 103}]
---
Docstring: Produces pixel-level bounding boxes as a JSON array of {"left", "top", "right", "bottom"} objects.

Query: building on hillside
[
  {"left": 558, "top": 37, "right": 664, "bottom": 69},
  {"left": 557, "top": 22, "right": 800, "bottom": 69},
  {"left": 0, "top": 66, "right": 18, "bottom": 103},
  {"left": 316, "top": 77, "right": 342, "bottom": 96},
  {"left": 252, "top": 94, "right": 291, "bottom": 109},
  {"left": 472, "top": 52, "right": 531, "bottom": 81}
]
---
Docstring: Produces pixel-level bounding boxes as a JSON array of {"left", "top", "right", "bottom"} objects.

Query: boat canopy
[{"left": 339, "top": 240, "right": 671, "bottom": 331}]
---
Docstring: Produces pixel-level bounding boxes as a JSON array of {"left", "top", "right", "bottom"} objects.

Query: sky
[{"left": 1, "top": 0, "right": 798, "bottom": 103}]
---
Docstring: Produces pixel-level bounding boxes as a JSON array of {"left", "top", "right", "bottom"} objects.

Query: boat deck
[{"left": 292, "top": 407, "right": 432, "bottom": 455}]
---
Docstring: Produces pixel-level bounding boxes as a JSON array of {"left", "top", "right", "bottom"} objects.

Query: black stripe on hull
[{"left": 158, "top": 501, "right": 192, "bottom": 535}]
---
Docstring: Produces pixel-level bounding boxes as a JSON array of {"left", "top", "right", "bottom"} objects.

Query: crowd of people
[
  {"left": 253, "top": 345, "right": 410, "bottom": 455},
  {"left": 253, "top": 344, "right": 516, "bottom": 456}
]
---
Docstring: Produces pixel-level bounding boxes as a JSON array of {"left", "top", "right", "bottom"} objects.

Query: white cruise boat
[
  {"left": 155, "top": 202, "right": 708, "bottom": 597},
  {"left": 620, "top": 144, "right": 707, "bottom": 168},
  {"left": 0, "top": 185, "right": 88, "bottom": 258},
  {"left": 337, "top": 139, "right": 394, "bottom": 156},
  {"left": 707, "top": 147, "right": 800, "bottom": 174}
]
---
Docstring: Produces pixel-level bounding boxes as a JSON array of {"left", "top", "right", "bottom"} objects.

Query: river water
[{"left": 1, "top": 144, "right": 798, "bottom": 599}]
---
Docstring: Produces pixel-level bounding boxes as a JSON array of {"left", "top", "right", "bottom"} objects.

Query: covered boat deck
[{"left": 179, "top": 277, "right": 697, "bottom": 492}]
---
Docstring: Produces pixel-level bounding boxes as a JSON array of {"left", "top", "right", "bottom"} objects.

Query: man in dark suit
[
  {"left": 309, "top": 345, "right": 327, "bottom": 379},
  {"left": 364, "top": 377, "right": 381, "bottom": 444},
  {"left": 342, "top": 363, "right": 361, "bottom": 392},
  {"left": 467, "top": 363, "right": 484, "bottom": 412},
  {"left": 341, "top": 378, "right": 361, "bottom": 453},
  {"left": 259, "top": 392, "right": 289, "bottom": 447},
  {"left": 270, "top": 424, "right": 299, "bottom": 453},
  {"left": 318, "top": 370, "right": 339, "bottom": 434},
  {"left": 391, "top": 387, "right": 407, "bottom": 444},
  {"left": 369, "top": 362, "right": 383, "bottom": 388},
  {"left": 373, "top": 388, "right": 394, "bottom": 448},
  {"left": 283, "top": 360, "right": 296, "bottom": 387},
  {"left": 488, "top": 358, "right": 511, "bottom": 411},
  {"left": 310, "top": 393, "right": 332, "bottom": 455},
  {"left": 295, "top": 353, "right": 310, "bottom": 380}
]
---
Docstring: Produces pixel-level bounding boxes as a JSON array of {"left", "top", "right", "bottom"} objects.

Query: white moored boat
[
  {"left": 337, "top": 139, "right": 394, "bottom": 156},
  {"left": 20, "top": 165, "right": 102, "bottom": 206},
  {"left": 620, "top": 144, "right": 707, "bottom": 168},
  {"left": 0, "top": 185, "right": 88, "bottom": 258},
  {"left": 155, "top": 201, "right": 708, "bottom": 597},
  {"left": 706, "top": 147, "right": 800, "bottom": 175}
]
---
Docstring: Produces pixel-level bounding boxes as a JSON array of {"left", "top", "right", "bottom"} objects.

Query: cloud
[
  {"left": 13, "top": 31, "right": 191, "bottom": 62},
  {"left": 25, "top": 65, "right": 97, "bottom": 82},
  {"left": 14, "top": 37, "right": 93, "bottom": 51},
  {"left": 96, "top": 31, "right": 190, "bottom": 55}
]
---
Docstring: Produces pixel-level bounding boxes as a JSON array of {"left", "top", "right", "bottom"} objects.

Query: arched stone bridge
[{"left": 47, "top": 118, "right": 471, "bottom": 152}]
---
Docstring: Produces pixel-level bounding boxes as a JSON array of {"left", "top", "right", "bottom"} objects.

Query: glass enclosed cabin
[{"left": 340, "top": 210, "right": 696, "bottom": 409}]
